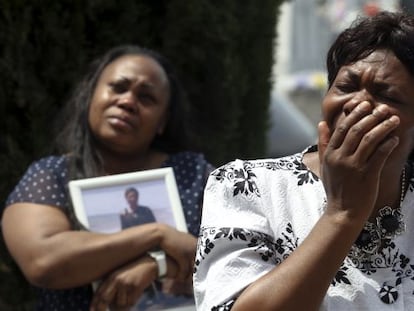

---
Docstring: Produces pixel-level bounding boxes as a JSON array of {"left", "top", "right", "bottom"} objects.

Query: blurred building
[{"left": 267, "top": 0, "right": 401, "bottom": 157}]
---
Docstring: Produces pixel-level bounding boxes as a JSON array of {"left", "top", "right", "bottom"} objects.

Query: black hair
[
  {"left": 124, "top": 187, "right": 138, "bottom": 197},
  {"left": 54, "top": 45, "right": 194, "bottom": 181},
  {"left": 327, "top": 11, "right": 414, "bottom": 88}
]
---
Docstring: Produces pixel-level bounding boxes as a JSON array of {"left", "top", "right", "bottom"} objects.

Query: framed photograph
[
  {"left": 68, "top": 167, "right": 196, "bottom": 311},
  {"left": 68, "top": 167, "right": 187, "bottom": 234}
]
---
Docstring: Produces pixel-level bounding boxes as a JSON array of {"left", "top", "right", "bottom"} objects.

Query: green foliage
[{"left": 0, "top": 0, "right": 284, "bottom": 308}]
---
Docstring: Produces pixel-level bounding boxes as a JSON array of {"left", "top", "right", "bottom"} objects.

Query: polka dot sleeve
[
  {"left": 5, "top": 156, "right": 70, "bottom": 209},
  {"left": 165, "top": 152, "right": 215, "bottom": 236}
]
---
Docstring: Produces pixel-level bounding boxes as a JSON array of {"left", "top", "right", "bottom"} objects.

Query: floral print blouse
[{"left": 194, "top": 146, "right": 414, "bottom": 311}]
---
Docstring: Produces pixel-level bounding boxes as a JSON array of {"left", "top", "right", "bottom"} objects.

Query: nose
[
  {"left": 117, "top": 92, "right": 137, "bottom": 113},
  {"left": 343, "top": 89, "right": 375, "bottom": 115}
]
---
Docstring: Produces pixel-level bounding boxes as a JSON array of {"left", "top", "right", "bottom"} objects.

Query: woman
[
  {"left": 194, "top": 11, "right": 414, "bottom": 310},
  {"left": 2, "top": 45, "right": 214, "bottom": 310}
]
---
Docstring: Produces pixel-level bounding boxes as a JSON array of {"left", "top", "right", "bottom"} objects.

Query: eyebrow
[
  {"left": 342, "top": 69, "right": 391, "bottom": 90},
  {"left": 116, "top": 76, "right": 157, "bottom": 90}
]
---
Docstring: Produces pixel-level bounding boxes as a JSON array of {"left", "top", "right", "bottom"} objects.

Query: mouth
[{"left": 107, "top": 114, "right": 136, "bottom": 130}]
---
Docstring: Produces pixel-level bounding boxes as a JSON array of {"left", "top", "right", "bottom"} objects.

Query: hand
[
  {"left": 122, "top": 208, "right": 132, "bottom": 216},
  {"left": 90, "top": 255, "right": 157, "bottom": 311},
  {"left": 318, "top": 101, "right": 400, "bottom": 221},
  {"left": 157, "top": 224, "right": 197, "bottom": 281},
  {"left": 162, "top": 277, "right": 193, "bottom": 296}
]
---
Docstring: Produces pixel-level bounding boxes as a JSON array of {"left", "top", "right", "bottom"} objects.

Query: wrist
[{"left": 148, "top": 250, "right": 167, "bottom": 278}]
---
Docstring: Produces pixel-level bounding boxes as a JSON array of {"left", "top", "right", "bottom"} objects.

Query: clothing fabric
[
  {"left": 6, "top": 151, "right": 214, "bottom": 311},
  {"left": 120, "top": 205, "right": 156, "bottom": 229},
  {"left": 194, "top": 146, "right": 414, "bottom": 311}
]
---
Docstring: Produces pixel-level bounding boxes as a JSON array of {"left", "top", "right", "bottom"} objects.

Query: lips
[{"left": 107, "top": 114, "right": 137, "bottom": 130}]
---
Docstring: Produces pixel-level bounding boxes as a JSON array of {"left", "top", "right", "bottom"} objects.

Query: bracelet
[{"left": 148, "top": 250, "right": 167, "bottom": 278}]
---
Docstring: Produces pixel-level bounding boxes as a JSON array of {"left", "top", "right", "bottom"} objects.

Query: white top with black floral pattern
[{"left": 194, "top": 147, "right": 414, "bottom": 311}]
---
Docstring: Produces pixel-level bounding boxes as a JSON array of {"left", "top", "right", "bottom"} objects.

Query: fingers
[
  {"left": 328, "top": 101, "right": 372, "bottom": 150},
  {"left": 355, "top": 114, "right": 400, "bottom": 163},
  {"left": 90, "top": 257, "right": 157, "bottom": 311},
  {"left": 90, "top": 280, "right": 116, "bottom": 311},
  {"left": 326, "top": 101, "right": 400, "bottom": 165}
]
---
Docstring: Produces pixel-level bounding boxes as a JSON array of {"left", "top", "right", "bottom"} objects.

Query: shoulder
[
  {"left": 27, "top": 155, "right": 68, "bottom": 173},
  {"left": 210, "top": 150, "right": 314, "bottom": 187},
  {"left": 166, "top": 151, "right": 215, "bottom": 180},
  {"left": 167, "top": 151, "right": 211, "bottom": 167},
  {"left": 6, "top": 155, "right": 70, "bottom": 207},
  {"left": 17, "top": 155, "right": 69, "bottom": 183}
]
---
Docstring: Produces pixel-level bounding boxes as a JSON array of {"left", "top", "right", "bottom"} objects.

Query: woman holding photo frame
[{"left": 2, "top": 45, "right": 214, "bottom": 311}]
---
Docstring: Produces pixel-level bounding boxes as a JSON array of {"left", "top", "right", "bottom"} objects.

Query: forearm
[
  {"left": 12, "top": 222, "right": 164, "bottom": 289},
  {"left": 232, "top": 211, "right": 363, "bottom": 311}
]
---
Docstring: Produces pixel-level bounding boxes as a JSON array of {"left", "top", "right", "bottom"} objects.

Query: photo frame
[
  {"left": 68, "top": 167, "right": 196, "bottom": 311},
  {"left": 68, "top": 167, "right": 187, "bottom": 234}
]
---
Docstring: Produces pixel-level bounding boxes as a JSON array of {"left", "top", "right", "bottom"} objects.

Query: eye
[
  {"left": 109, "top": 81, "right": 129, "bottom": 94},
  {"left": 138, "top": 92, "right": 156, "bottom": 105},
  {"left": 377, "top": 92, "right": 401, "bottom": 105},
  {"left": 334, "top": 81, "right": 357, "bottom": 94}
]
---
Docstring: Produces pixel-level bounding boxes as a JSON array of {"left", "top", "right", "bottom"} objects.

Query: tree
[{"left": 0, "top": 1, "right": 284, "bottom": 308}]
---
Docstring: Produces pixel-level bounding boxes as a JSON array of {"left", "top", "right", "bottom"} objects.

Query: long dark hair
[
  {"left": 326, "top": 11, "right": 414, "bottom": 88},
  {"left": 54, "top": 45, "right": 194, "bottom": 181}
]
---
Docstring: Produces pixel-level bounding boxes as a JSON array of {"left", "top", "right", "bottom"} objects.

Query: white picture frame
[
  {"left": 68, "top": 167, "right": 187, "bottom": 234},
  {"left": 68, "top": 167, "right": 196, "bottom": 311}
]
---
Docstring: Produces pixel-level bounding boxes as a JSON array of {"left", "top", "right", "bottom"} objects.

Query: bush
[{"left": 0, "top": 1, "right": 284, "bottom": 308}]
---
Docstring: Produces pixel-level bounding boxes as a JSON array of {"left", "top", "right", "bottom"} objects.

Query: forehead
[
  {"left": 100, "top": 54, "right": 169, "bottom": 87},
  {"left": 337, "top": 50, "right": 413, "bottom": 86}
]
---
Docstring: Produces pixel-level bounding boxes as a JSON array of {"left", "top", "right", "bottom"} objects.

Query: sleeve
[
  {"left": 169, "top": 152, "right": 216, "bottom": 236},
  {"left": 5, "top": 156, "right": 69, "bottom": 210},
  {"left": 193, "top": 160, "right": 278, "bottom": 311}
]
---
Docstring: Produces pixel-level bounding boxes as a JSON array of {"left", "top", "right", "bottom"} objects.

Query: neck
[
  {"left": 303, "top": 150, "right": 407, "bottom": 218},
  {"left": 371, "top": 164, "right": 407, "bottom": 218},
  {"left": 99, "top": 149, "right": 168, "bottom": 175}
]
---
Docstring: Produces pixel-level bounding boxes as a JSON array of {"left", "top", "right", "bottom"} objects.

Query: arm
[
  {"left": 89, "top": 253, "right": 193, "bottom": 311},
  {"left": 1, "top": 202, "right": 195, "bottom": 289},
  {"left": 196, "top": 102, "right": 400, "bottom": 311}
]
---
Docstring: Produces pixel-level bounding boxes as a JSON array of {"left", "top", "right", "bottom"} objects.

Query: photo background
[{"left": 81, "top": 179, "right": 176, "bottom": 233}]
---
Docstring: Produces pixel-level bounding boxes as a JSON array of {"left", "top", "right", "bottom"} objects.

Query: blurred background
[
  {"left": 268, "top": 0, "right": 403, "bottom": 157},
  {"left": 0, "top": 0, "right": 412, "bottom": 309}
]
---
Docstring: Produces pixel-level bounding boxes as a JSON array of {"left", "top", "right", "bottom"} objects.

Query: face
[
  {"left": 322, "top": 49, "right": 414, "bottom": 162},
  {"left": 89, "top": 54, "right": 170, "bottom": 155},
  {"left": 125, "top": 190, "right": 138, "bottom": 208}
]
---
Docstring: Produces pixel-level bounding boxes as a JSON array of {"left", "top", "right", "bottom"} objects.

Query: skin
[
  {"left": 2, "top": 54, "right": 197, "bottom": 311},
  {"left": 230, "top": 50, "right": 414, "bottom": 310},
  {"left": 89, "top": 55, "right": 170, "bottom": 174},
  {"left": 125, "top": 190, "right": 139, "bottom": 212}
]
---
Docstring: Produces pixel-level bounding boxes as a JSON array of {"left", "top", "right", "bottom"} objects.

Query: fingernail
[
  {"left": 359, "top": 101, "right": 370, "bottom": 107},
  {"left": 389, "top": 115, "right": 400, "bottom": 124}
]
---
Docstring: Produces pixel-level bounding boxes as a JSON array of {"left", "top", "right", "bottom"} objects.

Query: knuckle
[
  {"left": 362, "top": 133, "right": 373, "bottom": 144},
  {"left": 335, "top": 124, "right": 348, "bottom": 134},
  {"left": 350, "top": 125, "right": 363, "bottom": 135}
]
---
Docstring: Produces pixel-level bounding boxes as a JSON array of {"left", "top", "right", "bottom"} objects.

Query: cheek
[
  {"left": 322, "top": 93, "right": 346, "bottom": 128},
  {"left": 88, "top": 90, "right": 107, "bottom": 129}
]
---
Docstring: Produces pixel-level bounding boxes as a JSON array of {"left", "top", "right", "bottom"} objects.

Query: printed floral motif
[
  {"left": 212, "top": 299, "right": 235, "bottom": 311},
  {"left": 332, "top": 265, "right": 351, "bottom": 286},
  {"left": 195, "top": 225, "right": 298, "bottom": 272},
  {"left": 341, "top": 240, "right": 414, "bottom": 304},
  {"left": 199, "top": 151, "right": 414, "bottom": 308},
  {"left": 211, "top": 153, "right": 319, "bottom": 199}
]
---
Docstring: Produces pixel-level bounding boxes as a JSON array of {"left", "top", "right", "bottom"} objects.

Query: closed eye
[
  {"left": 109, "top": 81, "right": 129, "bottom": 94},
  {"left": 334, "top": 82, "right": 357, "bottom": 94},
  {"left": 377, "top": 92, "right": 401, "bottom": 105},
  {"left": 138, "top": 92, "right": 156, "bottom": 104}
]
